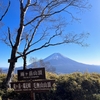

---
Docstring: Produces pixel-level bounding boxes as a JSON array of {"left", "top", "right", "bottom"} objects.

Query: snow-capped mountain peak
[{"left": 44, "top": 53, "right": 66, "bottom": 61}]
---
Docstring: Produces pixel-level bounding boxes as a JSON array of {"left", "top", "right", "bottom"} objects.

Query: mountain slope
[{"left": 43, "top": 53, "right": 100, "bottom": 73}]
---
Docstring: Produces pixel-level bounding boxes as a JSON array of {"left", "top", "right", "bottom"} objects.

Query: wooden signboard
[
  {"left": 11, "top": 67, "right": 55, "bottom": 100},
  {"left": 11, "top": 80, "right": 55, "bottom": 92},
  {"left": 18, "top": 67, "right": 45, "bottom": 81},
  {"left": 11, "top": 81, "right": 31, "bottom": 92},
  {"left": 32, "top": 80, "right": 55, "bottom": 92}
]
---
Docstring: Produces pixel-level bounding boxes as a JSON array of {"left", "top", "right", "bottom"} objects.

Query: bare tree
[
  {"left": 30, "top": 57, "right": 39, "bottom": 68},
  {"left": 0, "top": 0, "right": 90, "bottom": 88},
  {"left": 30, "top": 58, "right": 56, "bottom": 73},
  {"left": 39, "top": 59, "right": 56, "bottom": 73}
]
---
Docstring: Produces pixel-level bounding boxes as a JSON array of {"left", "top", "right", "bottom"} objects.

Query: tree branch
[
  {"left": 24, "top": 0, "right": 72, "bottom": 26},
  {"left": 29, "top": 0, "right": 37, "bottom": 7},
  {"left": 24, "top": 17, "right": 44, "bottom": 52},
  {"left": 0, "top": 1, "right": 10, "bottom": 21},
  {"left": 8, "top": 27, "right": 13, "bottom": 47},
  {"left": 24, "top": 0, "right": 30, "bottom": 11},
  {"left": 31, "top": 28, "right": 48, "bottom": 46}
]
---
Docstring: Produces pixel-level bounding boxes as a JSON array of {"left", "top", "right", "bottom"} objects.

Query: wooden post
[
  {"left": 33, "top": 93, "right": 35, "bottom": 100},
  {"left": 31, "top": 92, "right": 35, "bottom": 100}
]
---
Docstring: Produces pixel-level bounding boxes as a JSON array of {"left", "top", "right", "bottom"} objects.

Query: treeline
[{"left": 1, "top": 72, "right": 100, "bottom": 100}]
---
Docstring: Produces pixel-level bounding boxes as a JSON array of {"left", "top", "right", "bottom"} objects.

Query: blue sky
[{"left": 0, "top": 0, "right": 100, "bottom": 68}]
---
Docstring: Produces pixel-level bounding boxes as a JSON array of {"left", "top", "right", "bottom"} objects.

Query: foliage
[
  {"left": 1, "top": 72, "right": 100, "bottom": 100},
  {"left": 46, "top": 72, "right": 100, "bottom": 100}
]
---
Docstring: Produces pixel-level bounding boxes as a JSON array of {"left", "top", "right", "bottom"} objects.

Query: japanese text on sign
[
  {"left": 18, "top": 68, "right": 45, "bottom": 81},
  {"left": 11, "top": 80, "right": 55, "bottom": 92},
  {"left": 11, "top": 82, "right": 31, "bottom": 92}
]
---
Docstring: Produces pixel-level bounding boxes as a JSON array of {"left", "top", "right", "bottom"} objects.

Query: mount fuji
[
  {"left": 2, "top": 53, "right": 100, "bottom": 74},
  {"left": 43, "top": 53, "right": 100, "bottom": 73}
]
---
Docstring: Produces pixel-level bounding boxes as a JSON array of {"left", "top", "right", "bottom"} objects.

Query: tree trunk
[
  {"left": 4, "top": 62, "right": 15, "bottom": 88},
  {"left": 3, "top": 0, "right": 30, "bottom": 89},
  {"left": 4, "top": 27, "right": 24, "bottom": 88},
  {"left": 4, "top": 46, "right": 17, "bottom": 88},
  {"left": 23, "top": 55, "right": 27, "bottom": 70}
]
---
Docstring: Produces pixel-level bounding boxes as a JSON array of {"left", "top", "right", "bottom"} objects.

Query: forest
[{"left": 0, "top": 72, "right": 100, "bottom": 100}]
